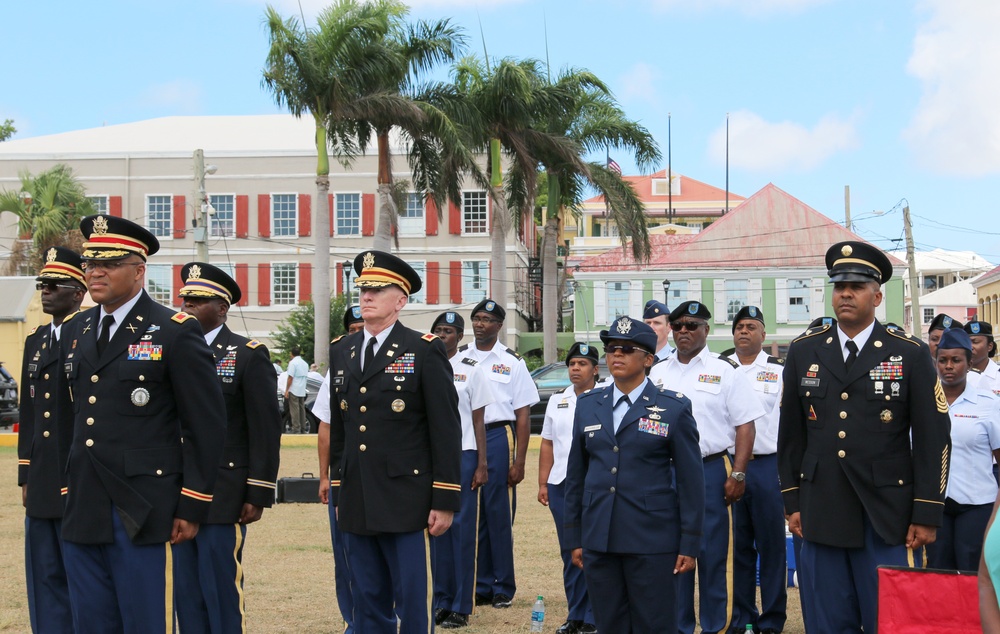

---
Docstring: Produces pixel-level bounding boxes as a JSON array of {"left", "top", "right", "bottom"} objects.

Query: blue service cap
[
  {"left": 600, "top": 316, "right": 657, "bottom": 354},
  {"left": 643, "top": 299, "right": 669, "bottom": 320},
  {"left": 937, "top": 328, "right": 972, "bottom": 353}
]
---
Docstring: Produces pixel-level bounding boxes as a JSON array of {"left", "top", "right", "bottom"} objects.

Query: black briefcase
[{"left": 276, "top": 472, "right": 321, "bottom": 503}]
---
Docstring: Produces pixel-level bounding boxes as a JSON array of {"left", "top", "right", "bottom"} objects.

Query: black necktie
[
  {"left": 363, "top": 337, "right": 377, "bottom": 372},
  {"left": 97, "top": 315, "right": 115, "bottom": 356},
  {"left": 845, "top": 340, "right": 859, "bottom": 371}
]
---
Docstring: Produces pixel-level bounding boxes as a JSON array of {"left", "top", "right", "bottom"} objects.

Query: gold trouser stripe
[
  {"left": 717, "top": 455, "right": 735, "bottom": 634},
  {"left": 905, "top": 545, "right": 926, "bottom": 569},
  {"left": 424, "top": 529, "right": 433, "bottom": 634},
  {"left": 164, "top": 542, "right": 174, "bottom": 634},
  {"left": 506, "top": 425, "right": 515, "bottom": 517},
  {"left": 470, "top": 487, "right": 482, "bottom": 616},
  {"left": 233, "top": 524, "right": 247, "bottom": 633}
]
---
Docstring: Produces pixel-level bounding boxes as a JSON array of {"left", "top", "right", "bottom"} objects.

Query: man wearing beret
[
  {"left": 778, "top": 241, "right": 952, "bottom": 633},
  {"left": 458, "top": 298, "right": 539, "bottom": 609},
  {"left": 966, "top": 320, "right": 1000, "bottom": 395},
  {"left": 648, "top": 299, "right": 762, "bottom": 634},
  {"left": 726, "top": 306, "right": 787, "bottom": 634},
  {"left": 174, "top": 262, "right": 282, "bottom": 632},
  {"left": 327, "top": 250, "right": 462, "bottom": 633},
  {"left": 19, "top": 246, "right": 87, "bottom": 632},
  {"left": 643, "top": 299, "right": 674, "bottom": 365},
  {"left": 564, "top": 316, "right": 704, "bottom": 633},
  {"left": 59, "top": 215, "right": 226, "bottom": 633},
  {"left": 927, "top": 313, "right": 963, "bottom": 360}
]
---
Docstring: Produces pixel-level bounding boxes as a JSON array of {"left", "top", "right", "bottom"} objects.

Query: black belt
[
  {"left": 485, "top": 421, "right": 514, "bottom": 431},
  {"left": 703, "top": 451, "right": 727, "bottom": 463},
  {"left": 750, "top": 452, "right": 776, "bottom": 460}
]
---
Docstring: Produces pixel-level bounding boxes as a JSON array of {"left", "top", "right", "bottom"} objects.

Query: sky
[{"left": 4, "top": 0, "right": 1000, "bottom": 264}]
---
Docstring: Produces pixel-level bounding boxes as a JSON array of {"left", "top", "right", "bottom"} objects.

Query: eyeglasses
[
  {"left": 670, "top": 321, "right": 705, "bottom": 332},
  {"left": 604, "top": 344, "right": 649, "bottom": 356},
  {"left": 471, "top": 316, "right": 501, "bottom": 325},
  {"left": 81, "top": 260, "right": 142, "bottom": 273},
  {"left": 35, "top": 282, "right": 81, "bottom": 292}
]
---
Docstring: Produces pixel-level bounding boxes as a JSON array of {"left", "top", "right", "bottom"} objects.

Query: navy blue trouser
[
  {"left": 927, "top": 497, "right": 992, "bottom": 572},
  {"left": 584, "top": 549, "right": 679, "bottom": 634},
  {"left": 432, "top": 449, "right": 480, "bottom": 615},
  {"left": 329, "top": 493, "right": 356, "bottom": 633},
  {"left": 547, "top": 481, "right": 594, "bottom": 624},
  {"left": 476, "top": 424, "right": 516, "bottom": 598},
  {"left": 173, "top": 522, "right": 248, "bottom": 634},
  {"left": 25, "top": 516, "right": 73, "bottom": 633}
]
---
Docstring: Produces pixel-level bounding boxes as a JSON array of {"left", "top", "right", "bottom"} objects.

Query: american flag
[{"left": 607, "top": 157, "right": 622, "bottom": 174}]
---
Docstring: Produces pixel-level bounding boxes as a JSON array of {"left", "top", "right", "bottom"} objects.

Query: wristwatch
[{"left": 730, "top": 471, "right": 746, "bottom": 482}]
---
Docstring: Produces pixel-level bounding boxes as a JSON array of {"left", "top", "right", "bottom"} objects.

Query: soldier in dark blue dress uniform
[
  {"left": 19, "top": 246, "right": 87, "bottom": 633},
  {"left": 778, "top": 241, "right": 952, "bottom": 633},
  {"left": 328, "top": 250, "right": 462, "bottom": 634},
  {"left": 173, "top": 262, "right": 282, "bottom": 633},
  {"left": 59, "top": 215, "right": 226, "bottom": 634}
]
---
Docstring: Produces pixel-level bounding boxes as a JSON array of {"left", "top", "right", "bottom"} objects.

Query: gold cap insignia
[
  {"left": 616, "top": 317, "right": 633, "bottom": 334},
  {"left": 93, "top": 215, "right": 109, "bottom": 235},
  {"left": 188, "top": 264, "right": 202, "bottom": 280},
  {"left": 46, "top": 248, "right": 57, "bottom": 263},
  {"left": 841, "top": 245, "right": 853, "bottom": 257},
  {"left": 363, "top": 252, "right": 375, "bottom": 269}
]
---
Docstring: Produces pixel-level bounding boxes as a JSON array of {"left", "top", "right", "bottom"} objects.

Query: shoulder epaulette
[
  {"left": 718, "top": 354, "right": 739, "bottom": 369},
  {"left": 579, "top": 388, "right": 602, "bottom": 400},
  {"left": 422, "top": 333, "right": 438, "bottom": 342},
  {"left": 246, "top": 340, "right": 262, "bottom": 349},
  {"left": 972, "top": 367, "right": 984, "bottom": 374},
  {"left": 330, "top": 334, "right": 345, "bottom": 345},
  {"left": 171, "top": 312, "right": 194, "bottom": 323},
  {"left": 767, "top": 355, "right": 785, "bottom": 366},
  {"left": 458, "top": 343, "right": 469, "bottom": 352},
  {"left": 28, "top": 325, "right": 38, "bottom": 336},
  {"left": 63, "top": 310, "right": 79, "bottom": 323},
  {"left": 885, "top": 328, "right": 921, "bottom": 346},
  {"left": 658, "top": 387, "right": 688, "bottom": 402},
  {"left": 504, "top": 347, "right": 523, "bottom": 360},
  {"left": 462, "top": 357, "right": 478, "bottom": 366},
  {"left": 792, "top": 323, "right": 831, "bottom": 343}
]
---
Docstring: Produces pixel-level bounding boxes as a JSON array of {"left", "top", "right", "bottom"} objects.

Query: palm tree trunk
[
  {"left": 314, "top": 120, "right": 331, "bottom": 371},
  {"left": 542, "top": 173, "right": 561, "bottom": 363},
  {"left": 488, "top": 139, "right": 508, "bottom": 346},
  {"left": 373, "top": 130, "right": 394, "bottom": 251}
]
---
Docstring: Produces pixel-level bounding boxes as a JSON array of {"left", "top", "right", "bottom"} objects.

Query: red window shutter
[
  {"left": 328, "top": 193, "right": 334, "bottom": 237},
  {"left": 449, "top": 200, "right": 462, "bottom": 235},
  {"left": 450, "top": 261, "right": 462, "bottom": 304},
  {"left": 426, "top": 262, "right": 440, "bottom": 304},
  {"left": 109, "top": 196, "right": 123, "bottom": 217},
  {"left": 258, "top": 264, "right": 271, "bottom": 306},
  {"left": 172, "top": 195, "right": 186, "bottom": 239},
  {"left": 335, "top": 261, "right": 343, "bottom": 295},
  {"left": 235, "top": 264, "right": 249, "bottom": 307},
  {"left": 258, "top": 194, "right": 271, "bottom": 238},
  {"left": 299, "top": 262, "right": 312, "bottom": 303},
  {"left": 298, "top": 194, "right": 311, "bottom": 237},
  {"left": 235, "top": 195, "right": 249, "bottom": 239},
  {"left": 173, "top": 264, "right": 184, "bottom": 307},
  {"left": 425, "top": 198, "right": 439, "bottom": 236},
  {"left": 362, "top": 193, "right": 375, "bottom": 236}
]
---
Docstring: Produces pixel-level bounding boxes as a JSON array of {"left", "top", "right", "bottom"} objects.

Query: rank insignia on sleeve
[{"left": 934, "top": 378, "right": 948, "bottom": 413}]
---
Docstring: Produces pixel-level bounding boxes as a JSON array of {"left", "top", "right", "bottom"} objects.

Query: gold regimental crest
[
  {"left": 934, "top": 378, "right": 948, "bottom": 414},
  {"left": 617, "top": 317, "right": 632, "bottom": 335},
  {"left": 841, "top": 245, "right": 853, "bottom": 257},
  {"left": 188, "top": 264, "right": 202, "bottom": 279},
  {"left": 391, "top": 399, "right": 405, "bottom": 413},
  {"left": 363, "top": 252, "right": 375, "bottom": 269},
  {"left": 46, "top": 248, "right": 57, "bottom": 263},
  {"left": 880, "top": 409, "right": 893, "bottom": 423},
  {"left": 341, "top": 400, "right": 348, "bottom": 411},
  {"left": 93, "top": 215, "right": 109, "bottom": 235}
]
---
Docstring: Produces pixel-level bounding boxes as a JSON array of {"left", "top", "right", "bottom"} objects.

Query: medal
[
  {"left": 391, "top": 399, "right": 405, "bottom": 412},
  {"left": 131, "top": 388, "right": 150, "bottom": 407}
]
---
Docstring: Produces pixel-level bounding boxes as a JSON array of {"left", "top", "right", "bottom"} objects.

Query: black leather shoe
[
  {"left": 555, "top": 620, "right": 581, "bottom": 634},
  {"left": 474, "top": 593, "right": 493, "bottom": 606},
  {"left": 577, "top": 623, "right": 597, "bottom": 633},
  {"left": 491, "top": 593, "right": 513, "bottom": 608},
  {"left": 434, "top": 608, "right": 451, "bottom": 625},
  {"left": 440, "top": 612, "right": 469, "bottom": 629}
]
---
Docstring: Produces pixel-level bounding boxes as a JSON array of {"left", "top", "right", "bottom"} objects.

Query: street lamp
[
  {"left": 662, "top": 279, "right": 671, "bottom": 307},
  {"left": 343, "top": 260, "right": 353, "bottom": 301}
]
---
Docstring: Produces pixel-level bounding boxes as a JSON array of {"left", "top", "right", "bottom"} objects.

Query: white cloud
[
  {"left": 708, "top": 109, "right": 860, "bottom": 172},
  {"left": 903, "top": 0, "right": 1000, "bottom": 176},
  {"left": 137, "top": 80, "right": 202, "bottom": 114},
  {"left": 617, "top": 62, "right": 662, "bottom": 107},
  {"left": 650, "top": 0, "right": 830, "bottom": 16}
]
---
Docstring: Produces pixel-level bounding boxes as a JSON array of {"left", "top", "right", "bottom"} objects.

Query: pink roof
[
  {"left": 974, "top": 263, "right": 1000, "bottom": 287},
  {"left": 583, "top": 170, "right": 745, "bottom": 206},
  {"left": 579, "top": 183, "right": 906, "bottom": 272}
]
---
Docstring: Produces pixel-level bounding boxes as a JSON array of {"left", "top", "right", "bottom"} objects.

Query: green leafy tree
[
  {"left": 271, "top": 293, "right": 351, "bottom": 369},
  {"left": 0, "top": 119, "right": 15, "bottom": 142},
  {"left": 0, "top": 164, "right": 95, "bottom": 274}
]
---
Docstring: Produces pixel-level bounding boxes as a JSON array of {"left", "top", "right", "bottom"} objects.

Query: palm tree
[
  {"left": 263, "top": 1, "right": 398, "bottom": 369},
  {"left": 537, "top": 68, "right": 661, "bottom": 361},
  {"left": 0, "top": 164, "right": 95, "bottom": 274},
  {"left": 452, "top": 56, "right": 587, "bottom": 344}
]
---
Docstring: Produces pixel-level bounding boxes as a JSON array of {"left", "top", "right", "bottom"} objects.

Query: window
[
  {"left": 725, "top": 279, "right": 749, "bottom": 322},
  {"left": 607, "top": 281, "right": 630, "bottom": 323},
  {"left": 788, "top": 279, "right": 811, "bottom": 322},
  {"left": 408, "top": 261, "right": 426, "bottom": 304},
  {"left": 272, "top": 263, "right": 298, "bottom": 305},
  {"left": 335, "top": 193, "right": 361, "bottom": 236},
  {"left": 147, "top": 195, "right": 172, "bottom": 238},
  {"left": 923, "top": 308, "right": 935, "bottom": 325},
  {"left": 462, "top": 191, "right": 488, "bottom": 235},
  {"left": 88, "top": 195, "right": 109, "bottom": 215},
  {"left": 272, "top": 194, "right": 297, "bottom": 237},
  {"left": 462, "top": 260, "right": 489, "bottom": 304},
  {"left": 666, "top": 280, "right": 688, "bottom": 308},
  {"left": 209, "top": 194, "right": 235, "bottom": 238},
  {"left": 400, "top": 192, "right": 425, "bottom": 237},
  {"left": 145, "top": 264, "right": 172, "bottom": 306}
]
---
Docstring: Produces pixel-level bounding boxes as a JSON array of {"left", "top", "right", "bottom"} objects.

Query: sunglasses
[
  {"left": 35, "top": 282, "right": 81, "bottom": 292},
  {"left": 604, "top": 344, "right": 650, "bottom": 356},
  {"left": 670, "top": 321, "right": 705, "bottom": 331},
  {"left": 471, "top": 316, "right": 502, "bottom": 325},
  {"left": 81, "top": 260, "right": 142, "bottom": 273}
]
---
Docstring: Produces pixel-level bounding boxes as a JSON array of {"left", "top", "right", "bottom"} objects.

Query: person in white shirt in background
[{"left": 284, "top": 347, "right": 309, "bottom": 434}]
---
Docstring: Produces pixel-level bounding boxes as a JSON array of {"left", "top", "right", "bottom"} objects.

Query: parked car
[
  {"left": 529, "top": 358, "right": 608, "bottom": 434},
  {"left": 277, "top": 373, "right": 324, "bottom": 434},
  {"left": 0, "top": 362, "right": 18, "bottom": 428}
]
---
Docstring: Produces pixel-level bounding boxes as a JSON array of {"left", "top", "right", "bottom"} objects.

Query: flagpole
[
  {"left": 725, "top": 112, "right": 729, "bottom": 215},
  {"left": 668, "top": 112, "right": 673, "bottom": 223}
]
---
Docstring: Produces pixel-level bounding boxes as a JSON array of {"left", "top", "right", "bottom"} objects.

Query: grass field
[{"left": 0, "top": 443, "right": 804, "bottom": 632}]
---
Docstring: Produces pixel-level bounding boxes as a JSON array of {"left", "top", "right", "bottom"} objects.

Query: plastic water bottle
[
  {"left": 745, "top": 625, "right": 754, "bottom": 633},
  {"left": 530, "top": 595, "right": 545, "bottom": 632}
]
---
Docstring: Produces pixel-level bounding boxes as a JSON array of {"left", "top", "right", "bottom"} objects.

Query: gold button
[
  {"left": 139, "top": 375, "right": 145, "bottom": 382},
  {"left": 85, "top": 439, "right": 94, "bottom": 447},
  {"left": 360, "top": 406, "right": 367, "bottom": 413},
  {"left": 841, "top": 393, "right": 848, "bottom": 400},
  {"left": 613, "top": 446, "right": 619, "bottom": 453},
  {"left": 44, "top": 373, "right": 50, "bottom": 380},
  {"left": 611, "top": 467, "right": 618, "bottom": 474},
  {"left": 359, "top": 425, "right": 366, "bottom": 432},
  {"left": 43, "top": 411, "right": 51, "bottom": 419},
  {"left": 839, "top": 411, "right": 847, "bottom": 419},
  {"left": 396, "top": 386, "right": 401, "bottom": 391},
  {"left": 91, "top": 375, "right": 99, "bottom": 383},
  {"left": 43, "top": 431, "right": 50, "bottom": 438},
  {"left": 44, "top": 392, "right": 50, "bottom": 400},
  {"left": 898, "top": 479, "right": 904, "bottom": 485},
  {"left": 885, "top": 395, "right": 890, "bottom": 401},
  {"left": 413, "top": 469, "right": 419, "bottom": 475},
  {"left": 86, "top": 418, "right": 94, "bottom": 425},
  {"left": 156, "top": 469, "right": 163, "bottom": 476},
  {"left": 805, "top": 391, "right": 811, "bottom": 397},
  {"left": 360, "top": 387, "right": 367, "bottom": 394},
  {"left": 838, "top": 450, "right": 846, "bottom": 458},
  {"left": 88, "top": 396, "right": 96, "bottom": 404},
  {"left": 838, "top": 431, "right": 846, "bottom": 439},
  {"left": 359, "top": 444, "right": 367, "bottom": 452},
  {"left": 228, "top": 462, "right": 235, "bottom": 468}
]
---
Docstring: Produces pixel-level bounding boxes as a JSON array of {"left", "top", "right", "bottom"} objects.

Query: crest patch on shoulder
[
  {"left": 29, "top": 326, "right": 38, "bottom": 335},
  {"left": 422, "top": 333, "right": 438, "bottom": 342},
  {"left": 171, "top": 312, "right": 194, "bottom": 323},
  {"left": 246, "top": 340, "right": 262, "bottom": 349}
]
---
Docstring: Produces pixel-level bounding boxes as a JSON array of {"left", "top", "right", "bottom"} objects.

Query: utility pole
[
  {"left": 903, "top": 205, "right": 920, "bottom": 336},
  {"left": 844, "top": 185, "right": 851, "bottom": 230},
  {"left": 193, "top": 149, "right": 209, "bottom": 262}
]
